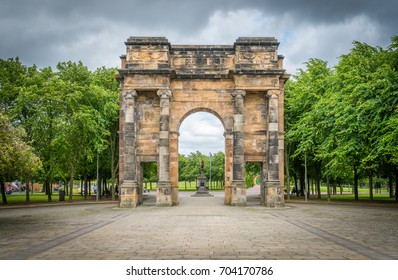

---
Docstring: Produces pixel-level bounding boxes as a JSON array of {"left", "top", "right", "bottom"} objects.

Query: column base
[
  {"left": 264, "top": 181, "right": 284, "bottom": 208},
  {"left": 171, "top": 186, "right": 179, "bottom": 206},
  {"left": 119, "top": 180, "right": 140, "bottom": 208},
  {"left": 156, "top": 181, "right": 172, "bottom": 207},
  {"left": 231, "top": 180, "right": 247, "bottom": 206},
  {"left": 224, "top": 186, "right": 232, "bottom": 205}
]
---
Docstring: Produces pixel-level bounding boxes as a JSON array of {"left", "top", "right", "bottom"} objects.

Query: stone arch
[
  {"left": 172, "top": 108, "right": 232, "bottom": 204},
  {"left": 176, "top": 107, "right": 227, "bottom": 133},
  {"left": 117, "top": 36, "right": 289, "bottom": 208}
]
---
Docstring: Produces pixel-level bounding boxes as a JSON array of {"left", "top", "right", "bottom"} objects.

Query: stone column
[
  {"left": 230, "top": 89, "right": 247, "bottom": 206},
  {"left": 156, "top": 88, "right": 172, "bottom": 206},
  {"left": 265, "top": 90, "right": 284, "bottom": 207},
  {"left": 119, "top": 90, "right": 140, "bottom": 208},
  {"left": 170, "top": 131, "right": 179, "bottom": 206},
  {"left": 224, "top": 132, "right": 233, "bottom": 205}
]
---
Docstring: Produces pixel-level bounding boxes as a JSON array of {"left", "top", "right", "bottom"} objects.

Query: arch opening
[{"left": 177, "top": 111, "right": 226, "bottom": 195}]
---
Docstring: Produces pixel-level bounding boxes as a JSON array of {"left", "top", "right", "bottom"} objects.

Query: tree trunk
[
  {"left": 299, "top": 171, "right": 305, "bottom": 197},
  {"left": 79, "top": 179, "right": 82, "bottom": 196},
  {"left": 111, "top": 179, "right": 115, "bottom": 200},
  {"left": 1, "top": 179, "right": 8, "bottom": 204},
  {"left": 389, "top": 175, "right": 393, "bottom": 198},
  {"left": 25, "top": 177, "right": 30, "bottom": 204},
  {"left": 316, "top": 177, "right": 321, "bottom": 199},
  {"left": 369, "top": 170, "right": 373, "bottom": 202},
  {"left": 354, "top": 165, "right": 359, "bottom": 201},
  {"left": 284, "top": 142, "right": 291, "bottom": 200},
  {"left": 395, "top": 167, "right": 398, "bottom": 202},
  {"left": 304, "top": 153, "right": 308, "bottom": 202},
  {"left": 46, "top": 180, "right": 52, "bottom": 202},
  {"left": 84, "top": 175, "right": 88, "bottom": 200},
  {"left": 69, "top": 169, "right": 74, "bottom": 202},
  {"left": 327, "top": 176, "right": 330, "bottom": 200},
  {"left": 294, "top": 173, "right": 299, "bottom": 197},
  {"left": 110, "top": 124, "right": 118, "bottom": 201},
  {"left": 311, "top": 179, "right": 314, "bottom": 196}
]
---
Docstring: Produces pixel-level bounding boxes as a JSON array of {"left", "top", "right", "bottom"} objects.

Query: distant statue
[{"left": 194, "top": 158, "right": 210, "bottom": 196}]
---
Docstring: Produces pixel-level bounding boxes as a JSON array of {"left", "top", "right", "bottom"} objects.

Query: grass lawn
[
  {"left": 290, "top": 186, "right": 396, "bottom": 202},
  {"left": 1, "top": 191, "right": 95, "bottom": 205},
  {"left": 143, "top": 181, "right": 225, "bottom": 192},
  {"left": 319, "top": 193, "right": 395, "bottom": 202}
]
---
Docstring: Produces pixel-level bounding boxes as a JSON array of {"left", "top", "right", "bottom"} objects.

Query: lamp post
[{"left": 209, "top": 153, "right": 212, "bottom": 191}]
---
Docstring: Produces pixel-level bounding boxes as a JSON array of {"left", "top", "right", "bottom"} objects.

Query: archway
[
  {"left": 116, "top": 36, "right": 289, "bottom": 208},
  {"left": 177, "top": 111, "right": 226, "bottom": 201}
]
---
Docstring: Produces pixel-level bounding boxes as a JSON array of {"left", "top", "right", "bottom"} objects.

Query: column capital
[
  {"left": 267, "top": 90, "right": 280, "bottom": 98},
  {"left": 123, "top": 90, "right": 137, "bottom": 99},
  {"left": 231, "top": 89, "right": 246, "bottom": 98},
  {"left": 157, "top": 88, "right": 172, "bottom": 99}
]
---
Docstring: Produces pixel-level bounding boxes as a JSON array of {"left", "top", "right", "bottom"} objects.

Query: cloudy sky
[{"left": 1, "top": 0, "right": 397, "bottom": 155}]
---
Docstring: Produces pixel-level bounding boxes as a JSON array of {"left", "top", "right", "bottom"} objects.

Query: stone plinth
[
  {"left": 264, "top": 181, "right": 284, "bottom": 207},
  {"left": 119, "top": 180, "right": 140, "bottom": 208},
  {"left": 195, "top": 173, "right": 209, "bottom": 195},
  {"left": 192, "top": 165, "right": 213, "bottom": 197},
  {"left": 231, "top": 180, "right": 247, "bottom": 206}
]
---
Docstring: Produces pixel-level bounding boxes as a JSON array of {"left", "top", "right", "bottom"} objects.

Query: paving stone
[{"left": 0, "top": 193, "right": 397, "bottom": 260}]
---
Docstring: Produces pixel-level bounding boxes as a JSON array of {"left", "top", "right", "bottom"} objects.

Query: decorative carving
[
  {"left": 185, "top": 58, "right": 195, "bottom": 65},
  {"left": 196, "top": 58, "right": 207, "bottom": 65},
  {"left": 144, "top": 110, "right": 155, "bottom": 122},
  {"left": 267, "top": 90, "right": 280, "bottom": 98},
  {"left": 250, "top": 112, "right": 258, "bottom": 122},
  {"left": 128, "top": 51, "right": 167, "bottom": 61},
  {"left": 212, "top": 57, "right": 224, "bottom": 65},
  {"left": 157, "top": 88, "right": 172, "bottom": 99},
  {"left": 237, "top": 52, "right": 273, "bottom": 63},
  {"left": 172, "top": 56, "right": 226, "bottom": 68},
  {"left": 231, "top": 89, "right": 246, "bottom": 98},
  {"left": 123, "top": 90, "right": 137, "bottom": 99},
  {"left": 172, "top": 57, "right": 185, "bottom": 66},
  {"left": 125, "top": 75, "right": 170, "bottom": 89}
]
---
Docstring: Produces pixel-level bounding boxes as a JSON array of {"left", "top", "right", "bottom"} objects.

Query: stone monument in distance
[{"left": 193, "top": 160, "right": 213, "bottom": 196}]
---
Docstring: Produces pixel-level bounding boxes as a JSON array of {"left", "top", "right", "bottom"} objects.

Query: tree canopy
[
  {"left": 0, "top": 58, "right": 119, "bottom": 202},
  {"left": 285, "top": 36, "right": 398, "bottom": 201}
]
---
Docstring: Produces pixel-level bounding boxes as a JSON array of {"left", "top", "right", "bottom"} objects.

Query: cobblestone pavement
[{"left": 0, "top": 192, "right": 397, "bottom": 260}]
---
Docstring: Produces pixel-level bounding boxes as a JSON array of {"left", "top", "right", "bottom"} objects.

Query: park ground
[{"left": 0, "top": 189, "right": 397, "bottom": 260}]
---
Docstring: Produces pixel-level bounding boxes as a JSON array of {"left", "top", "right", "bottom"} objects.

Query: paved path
[{"left": 0, "top": 192, "right": 397, "bottom": 260}]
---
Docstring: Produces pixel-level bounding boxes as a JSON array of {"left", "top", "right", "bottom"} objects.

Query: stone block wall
[{"left": 117, "top": 37, "right": 289, "bottom": 208}]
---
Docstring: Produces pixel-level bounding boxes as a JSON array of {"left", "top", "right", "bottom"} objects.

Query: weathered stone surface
[{"left": 117, "top": 37, "right": 288, "bottom": 208}]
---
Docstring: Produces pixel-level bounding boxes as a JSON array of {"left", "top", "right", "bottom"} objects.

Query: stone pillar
[
  {"left": 265, "top": 90, "right": 284, "bottom": 207},
  {"left": 170, "top": 131, "right": 179, "bottom": 206},
  {"left": 156, "top": 88, "right": 172, "bottom": 206},
  {"left": 119, "top": 90, "right": 140, "bottom": 208},
  {"left": 224, "top": 132, "right": 233, "bottom": 205},
  {"left": 230, "top": 89, "right": 246, "bottom": 206}
]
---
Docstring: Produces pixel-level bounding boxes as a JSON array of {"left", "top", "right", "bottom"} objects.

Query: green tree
[
  {"left": 0, "top": 112, "right": 41, "bottom": 204},
  {"left": 285, "top": 58, "right": 333, "bottom": 198},
  {"left": 0, "top": 58, "right": 27, "bottom": 113}
]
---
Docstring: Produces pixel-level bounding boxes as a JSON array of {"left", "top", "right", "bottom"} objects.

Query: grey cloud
[{"left": 0, "top": 0, "right": 397, "bottom": 69}]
